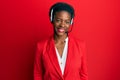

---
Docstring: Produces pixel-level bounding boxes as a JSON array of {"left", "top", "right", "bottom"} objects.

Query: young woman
[{"left": 34, "top": 2, "right": 88, "bottom": 80}]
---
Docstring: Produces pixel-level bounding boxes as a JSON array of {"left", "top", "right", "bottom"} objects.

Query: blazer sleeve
[
  {"left": 34, "top": 42, "right": 45, "bottom": 80},
  {"left": 79, "top": 42, "right": 88, "bottom": 80}
]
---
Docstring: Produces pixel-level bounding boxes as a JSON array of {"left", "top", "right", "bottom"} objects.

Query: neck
[{"left": 54, "top": 34, "right": 68, "bottom": 43}]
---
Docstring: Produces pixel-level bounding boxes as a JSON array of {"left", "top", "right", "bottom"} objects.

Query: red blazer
[{"left": 34, "top": 36, "right": 88, "bottom": 80}]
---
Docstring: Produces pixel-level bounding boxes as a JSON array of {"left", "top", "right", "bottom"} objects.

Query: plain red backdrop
[{"left": 0, "top": 0, "right": 120, "bottom": 80}]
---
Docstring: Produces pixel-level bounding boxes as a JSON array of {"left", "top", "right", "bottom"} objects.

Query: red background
[{"left": 0, "top": 0, "right": 120, "bottom": 80}]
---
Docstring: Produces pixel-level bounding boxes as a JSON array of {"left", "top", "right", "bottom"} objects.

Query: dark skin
[{"left": 52, "top": 11, "right": 71, "bottom": 57}]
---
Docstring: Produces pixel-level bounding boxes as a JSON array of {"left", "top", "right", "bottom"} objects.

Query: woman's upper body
[
  {"left": 34, "top": 2, "right": 88, "bottom": 80},
  {"left": 34, "top": 35, "right": 88, "bottom": 80}
]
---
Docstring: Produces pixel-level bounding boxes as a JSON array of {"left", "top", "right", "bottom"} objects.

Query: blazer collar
[
  {"left": 47, "top": 36, "right": 73, "bottom": 78},
  {"left": 64, "top": 36, "right": 73, "bottom": 76}
]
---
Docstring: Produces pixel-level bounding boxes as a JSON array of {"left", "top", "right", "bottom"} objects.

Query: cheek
[
  {"left": 52, "top": 22, "right": 59, "bottom": 28},
  {"left": 52, "top": 24, "right": 58, "bottom": 31},
  {"left": 66, "top": 25, "right": 71, "bottom": 29}
]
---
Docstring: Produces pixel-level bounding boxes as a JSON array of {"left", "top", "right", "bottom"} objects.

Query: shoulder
[
  {"left": 36, "top": 37, "right": 52, "bottom": 51},
  {"left": 69, "top": 35, "right": 86, "bottom": 47},
  {"left": 69, "top": 36, "right": 87, "bottom": 58},
  {"left": 69, "top": 35, "right": 86, "bottom": 55}
]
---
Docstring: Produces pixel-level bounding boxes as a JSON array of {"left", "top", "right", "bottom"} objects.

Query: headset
[{"left": 50, "top": 8, "right": 74, "bottom": 25}]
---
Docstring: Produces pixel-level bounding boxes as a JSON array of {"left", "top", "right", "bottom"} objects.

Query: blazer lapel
[
  {"left": 47, "top": 37, "right": 63, "bottom": 77},
  {"left": 64, "top": 37, "right": 73, "bottom": 76}
]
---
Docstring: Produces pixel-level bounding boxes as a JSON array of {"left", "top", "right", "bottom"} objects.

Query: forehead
[{"left": 54, "top": 11, "right": 71, "bottom": 19}]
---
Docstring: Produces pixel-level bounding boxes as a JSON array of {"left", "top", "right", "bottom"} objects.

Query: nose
[{"left": 60, "top": 21, "right": 65, "bottom": 27}]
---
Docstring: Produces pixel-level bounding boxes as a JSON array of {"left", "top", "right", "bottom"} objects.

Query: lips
[{"left": 57, "top": 28, "right": 65, "bottom": 33}]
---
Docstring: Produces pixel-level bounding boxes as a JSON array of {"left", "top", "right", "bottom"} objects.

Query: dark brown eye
[
  {"left": 55, "top": 19, "right": 61, "bottom": 22},
  {"left": 65, "top": 21, "right": 71, "bottom": 24}
]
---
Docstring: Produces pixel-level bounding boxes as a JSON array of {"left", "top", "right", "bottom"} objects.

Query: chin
[{"left": 56, "top": 32, "right": 66, "bottom": 36}]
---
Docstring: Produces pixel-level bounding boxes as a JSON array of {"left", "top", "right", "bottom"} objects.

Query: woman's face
[{"left": 53, "top": 11, "right": 71, "bottom": 36}]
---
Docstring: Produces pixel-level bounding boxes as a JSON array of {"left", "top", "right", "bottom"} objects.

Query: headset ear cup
[
  {"left": 50, "top": 9, "right": 53, "bottom": 22},
  {"left": 70, "top": 18, "right": 73, "bottom": 25}
]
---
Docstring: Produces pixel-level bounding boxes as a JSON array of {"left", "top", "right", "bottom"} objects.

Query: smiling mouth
[{"left": 57, "top": 28, "right": 65, "bottom": 33}]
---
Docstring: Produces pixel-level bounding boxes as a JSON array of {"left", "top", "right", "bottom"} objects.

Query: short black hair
[{"left": 49, "top": 2, "right": 75, "bottom": 22}]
